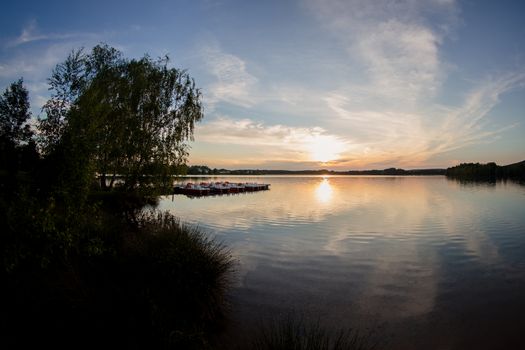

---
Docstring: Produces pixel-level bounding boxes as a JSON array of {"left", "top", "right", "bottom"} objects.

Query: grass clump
[
  {"left": 119, "top": 211, "right": 234, "bottom": 347},
  {"left": 251, "top": 313, "right": 379, "bottom": 350}
]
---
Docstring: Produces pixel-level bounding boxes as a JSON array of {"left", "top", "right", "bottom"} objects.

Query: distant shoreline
[
  {"left": 185, "top": 160, "right": 525, "bottom": 178},
  {"left": 182, "top": 173, "right": 445, "bottom": 177},
  {"left": 184, "top": 167, "right": 446, "bottom": 176}
]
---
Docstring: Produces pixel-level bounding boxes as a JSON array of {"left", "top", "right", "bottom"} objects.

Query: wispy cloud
[
  {"left": 0, "top": 43, "right": 71, "bottom": 79},
  {"left": 193, "top": 28, "right": 524, "bottom": 168},
  {"left": 356, "top": 20, "right": 443, "bottom": 105},
  {"left": 5, "top": 19, "right": 93, "bottom": 48},
  {"left": 0, "top": 42, "right": 82, "bottom": 118},
  {"left": 0, "top": 21, "right": 105, "bottom": 115},
  {"left": 2, "top": 4, "right": 521, "bottom": 169},
  {"left": 320, "top": 72, "right": 525, "bottom": 168},
  {"left": 201, "top": 44, "right": 259, "bottom": 108},
  {"left": 305, "top": 0, "right": 458, "bottom": 107},
  {"left": 7, "top": 20, "right": 49, "bottom": 47},
  {"left": 430, "top": 73, "right": 525, "bottom": 155},
  {"left": 268, "top": 0, "right": 524, "bottom": 168}
]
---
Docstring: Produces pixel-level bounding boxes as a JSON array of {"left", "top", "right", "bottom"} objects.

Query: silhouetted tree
[
  {"left": 446, "top": 162, "right": 498, "bottom": 181},
  {"left": 38, "top": 44, "right": 203, "bottom": 192},
  {"left": 0, "top": 79, "right": 35, "bottom": 171},
  {"left": 446, "top": 161, "right": 525, "bottom": 181}
]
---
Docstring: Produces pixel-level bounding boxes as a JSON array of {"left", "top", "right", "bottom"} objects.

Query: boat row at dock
[{"left": 174, "top": 182, "right": 270, "bottom": 196}]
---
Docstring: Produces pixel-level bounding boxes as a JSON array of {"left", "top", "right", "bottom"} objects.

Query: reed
[{"left": 251, "top": 313, "right": 379, "bottom": 350}]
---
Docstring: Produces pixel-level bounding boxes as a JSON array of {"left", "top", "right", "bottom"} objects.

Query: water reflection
[
  {"left": 161, "top": 177, "right": 435, "bottom": 234},
  {"left": 158, "top": 176, "right": 525, "bottom": 349},
  {"left": 315, "top": 178, "right": 333, "bottom": 204}
]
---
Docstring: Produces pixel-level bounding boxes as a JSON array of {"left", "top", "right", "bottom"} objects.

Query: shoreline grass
[
  {"left": 1, "top": 193, "right": 234, "bottom": 349},
  {"left": 250, "top": 313, "right": 380, "bottom": 350}
]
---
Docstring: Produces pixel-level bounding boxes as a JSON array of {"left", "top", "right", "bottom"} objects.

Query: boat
[
  {"left": 174, "top": 181, "right": 270, "bottom": 197},
  {"left": 174, "top": 183, "right": 211, "bottom": 196}
]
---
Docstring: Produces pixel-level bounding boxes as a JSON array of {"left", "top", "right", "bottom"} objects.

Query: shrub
[{"left": 118, "top": 211, "right": 234, "bottom": 348}]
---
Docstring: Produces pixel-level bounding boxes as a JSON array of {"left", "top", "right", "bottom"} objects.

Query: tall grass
[
  {"left": 1, "top": 202, "right": 234, "bottom": 349},
  {"left": 251, "top": 313, "right": 379, "bottom": 350},
  {"left": 120, "top": 211, "right": 235, "bottom": 348}
]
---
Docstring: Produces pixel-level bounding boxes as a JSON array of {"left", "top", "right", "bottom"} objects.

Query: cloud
[
  {"left": 191, "top": 45, "right": 524, "bottom": 169},
  {"left": 188, "top": 1, "right": 523, "bottom": 169},
  {"left": 319, "top": 72, "right": 525, "bottom": 168},
  {"left": 7, "top": 20, "right": 48, "bottom": 47},
  {"left": 0, "top": 44, "right": 69, "bottom": 79},
  {"left": 0, "top": 42, "right": 82, "bottom": 120},
  {"left": 305, "top": 0, "right": 458, "bottom": 107},
  {"left": 306, "top": 0, "right": 458, "bottom": 31},
  {"left": 0, "top": 41, "right": 91, "bottom": 118},
  {"left": 3, "top": 5, "right": 520, "bottom": 169},
  {"left": 261, "top": 0, "right": 524, "bottom": 168},
  {"left": 201, "top": 44, "right": 259, "bottom": 108},
  {"left": 0, "top": 22, "right": 105, "bottom": 116},
  {"left": 194, "top": 116, "right": 350, "bottom": 164},
  {"left": 5, "top": 19, "right": 91, "bottom": 48},
  {"left": 356, "top": 20, "right": 442, "bottom": 105},
  {"left": 429, "top": 72, "right": 525, "bottom": 155}
]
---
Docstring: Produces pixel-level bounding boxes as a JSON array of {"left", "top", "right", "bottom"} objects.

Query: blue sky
[{"left": 1, "top": 0, "right": 524, "bottom": 169}]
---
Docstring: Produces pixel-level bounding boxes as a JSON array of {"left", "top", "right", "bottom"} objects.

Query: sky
[{"left": 1, "top": 0, "right": 524, "bottom": 170}]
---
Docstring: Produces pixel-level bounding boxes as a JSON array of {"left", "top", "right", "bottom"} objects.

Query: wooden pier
[{"left": 174, "top": 181, "right": 270, "bottom": 197}]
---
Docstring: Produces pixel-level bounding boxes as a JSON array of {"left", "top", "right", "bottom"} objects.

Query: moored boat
[{"left": 174, "top": 181, "right": 270, "bottom": 197}]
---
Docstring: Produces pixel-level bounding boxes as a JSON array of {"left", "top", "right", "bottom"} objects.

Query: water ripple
[{"left": 159, "top": 176, "right": 525, "bottom": 349}]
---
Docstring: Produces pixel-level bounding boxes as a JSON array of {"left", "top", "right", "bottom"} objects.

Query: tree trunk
[
  {"left": 100, "top": 173, "right": 107, "bottom": 190},
  {"left": 109, "top": 172, "right": 116, "bottom": 190}
]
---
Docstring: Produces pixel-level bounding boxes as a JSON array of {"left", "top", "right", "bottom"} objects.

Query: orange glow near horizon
[{"left": 307, "top": 135, "right": 346, "bottom": 163}]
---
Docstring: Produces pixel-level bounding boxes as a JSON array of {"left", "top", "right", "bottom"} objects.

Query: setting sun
[{"left": 307, "top": 135, "right": 346, "bottom": 163}]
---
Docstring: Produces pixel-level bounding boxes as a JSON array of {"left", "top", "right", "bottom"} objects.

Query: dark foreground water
[{"left": 158, "top": 176, "right": 525, "bottom": 349}]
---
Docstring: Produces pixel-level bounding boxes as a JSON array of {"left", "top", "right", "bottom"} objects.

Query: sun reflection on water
[{"left": 315, "top": 178, "right": 333, "bottom": 204}]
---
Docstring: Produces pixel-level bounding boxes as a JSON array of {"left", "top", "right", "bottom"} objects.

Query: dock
[{"left": 174, "top": 181, "right": 270, "bottom": 197}]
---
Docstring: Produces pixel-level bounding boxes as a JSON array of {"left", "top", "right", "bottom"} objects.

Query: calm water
[{"left": 158, "top": 176, "right": 525, "bottom": 349}]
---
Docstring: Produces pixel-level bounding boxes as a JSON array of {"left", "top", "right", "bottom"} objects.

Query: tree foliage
[
  {"left": 446, "top": 161, "right": 525, "bottom": 182},
  {"left": 0, "top": 79, "right": 36, "bottom": 171},
  {"left": 38, "top": 44, "right": 203, "bottom": 191}
]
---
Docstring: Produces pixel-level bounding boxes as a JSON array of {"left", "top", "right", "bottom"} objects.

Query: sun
[{"left": 307, "top": 135, "right": 346, "bottom": 163}]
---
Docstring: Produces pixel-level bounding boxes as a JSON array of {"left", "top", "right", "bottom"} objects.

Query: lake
[{"left": 158, "top": 176, "right": 525, "bottom": 349}]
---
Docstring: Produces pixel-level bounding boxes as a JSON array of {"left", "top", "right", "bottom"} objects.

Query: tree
[
  {"left": 38, "top": 44, "right": 203, "bottom": 191},
  {"left": 38, "top": 49, "right": 89, "bottom": 155},
  {"left": 0, "top": 79, "right": 34, "bottom": 171}
]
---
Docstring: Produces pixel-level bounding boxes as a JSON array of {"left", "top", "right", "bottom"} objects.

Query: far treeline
[
  {"left": 185, "top": 165, "right": 447, "bottom": 175},
  {"left": 445, "top": 160, "right": 525, "bottom": 181},
  {"left": 187, "top": 162, "right": 525, "bottom": 179}
]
